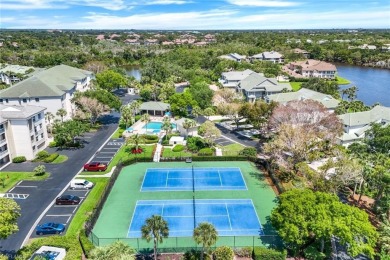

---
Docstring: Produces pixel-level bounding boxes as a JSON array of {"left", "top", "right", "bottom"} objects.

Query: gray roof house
[
  {"left": 140, "top": 101, "right": 170, "bottom": 116},
  {"left": 250, "top": 51, "right": 284, "bottom": 63},
  {"left": 337, "top": 105, "right": 390, "bottom": 146},
  {"left": 267, "top": 88, "right": 340, "bottom": 111},
  {"left": 218, "top": 69, "right": 256, "bottom": 88},
  {"left": 0, "top": 64, "right": 93, "bottom": 121},
  {"left": 236, "top": 73, "right": 291, "bottom": 102},
  {"left": 218, "top": 53, "right": 246, "bottom": 62}
]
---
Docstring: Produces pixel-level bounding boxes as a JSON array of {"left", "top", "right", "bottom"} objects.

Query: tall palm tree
[
  {"left": 126, "top": 133, "right": 143, "bottom": 151},
  {"left": 45, "top": 112, "right": 55, "bottom": 135},
  {"left": 141, "top": 113, "right": 151, "bottom": 133},
  {"left": 56, "top": 108, "right": 67, "bottom": 122},
  {"left": 120, "top": 105, "right": 133, "bottom": 128},
  {"left": 161, "top": 117, "right": 173, "bottom": 140},
  {"left": 90, "top": 241, "right": 136, "bottom": 260},
  {"left": 130, "top": 100, "right": 141, "bottom": 116},
  {"left": 192, "top": 106, "right": 202, "bottom": 123},
  {"left": 182, "top": 118, "right": 196, "bottom": 137},
  {"left": 141, "top": 215, "right": 169, "bottom": 260},
  {"left": 193, "top": 222, "right": 218, "bottom": 260}
]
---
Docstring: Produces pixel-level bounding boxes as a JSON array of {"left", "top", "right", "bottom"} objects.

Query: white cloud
[
  {"left": 0, "top": 0, "right": 128, "bottom": 10},
  {"left": 144, "top": 0, "right": 191, "bottom": 4},
  {"left": 226, "top": 0, "right": 302, "bottom": 7}
]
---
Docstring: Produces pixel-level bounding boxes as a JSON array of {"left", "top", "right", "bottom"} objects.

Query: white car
[{"left": 70, "top": 179, "right": 94, "bottom": 189}]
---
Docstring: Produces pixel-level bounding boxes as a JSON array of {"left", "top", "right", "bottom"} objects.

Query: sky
[{"left": 0, "top": 0, "right": 389, "bottom": 29}]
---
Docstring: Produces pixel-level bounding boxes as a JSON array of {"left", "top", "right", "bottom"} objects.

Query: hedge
[
  {"left": 12, "top": 156, "right": 26, "bottom": 163},
  {"left": 79, "top": 229, "right": 95, "bottom": 258},
  {"left": 172, "top": 144, "right": 185, "bottom": 152},
  {"left": 214, "top": 246, "right": 234, "bottom": 260},
  {"left": 142, "top": 134, "right": 158, "bottom": 141},
  {"left": 239, "top": 147, "right": 257, "bottom": 157},
  {"left": 198, "top": 147, "right": 214, "bottom": 156},
  {"left": 253, "top": 247, "right": 286, "bottom": 260},
  {"left": 36, "top": 151, "right": 49, "bottom": 159},
  {"left": 48, "top": 141, "right": 57, "bottom": 148},
  {"left": 43, "top": 153, "right": 59, "bottom": 163}
]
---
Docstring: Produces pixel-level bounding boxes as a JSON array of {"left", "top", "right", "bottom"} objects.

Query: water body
[
  {"left": 123, "top": 65, "right": 142, "bottom": 81},
  {"left": 335, "top": 63, "right": 390, "bottom": 106}
]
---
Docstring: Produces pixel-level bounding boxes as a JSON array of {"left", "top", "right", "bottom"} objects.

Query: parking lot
[
  {"left": 30, "top": 188, "right": 91, "bottom": 238},
  {"left": 88, "top": 138, "right": 124, "bottom": 165},
  {"left": 214, "top": 136, "right": 234, "bottom": 146}
]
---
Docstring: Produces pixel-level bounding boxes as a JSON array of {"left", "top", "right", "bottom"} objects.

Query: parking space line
[
  {"left": 53, "top": 205, "right": 78, "bottom": 207},
  {"left": 46, "top": 214, "right": 72, "bottom": 217},
  {"left": 72, "top": 207, "right": 78, "bottom": 213},
  {"left": 103, "top": 147, "right": 119, "bottom": 149},
  {"left": 9, "top": 187, "right": 15, "bottom": 192},
  {"left": 95, "top": 156, "right": 112, "bottom": 159},
  {"left": 17, "top": 181, "right": 22, "bottom": 185},
  {"left": 66, "top": 216, "right": 72, "bottom": 224},
  {"left": 99, "top": 151, "right": 116, "bottom": 154},
  {"left": 17, "top": 185, "right": 38, "bottom": 188}
]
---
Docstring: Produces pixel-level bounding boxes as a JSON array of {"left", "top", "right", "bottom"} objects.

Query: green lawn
[
  {"left": 336, "top": 76, "right": 351, "bottom": 85},
  {"left": 290, "top": 82, "right": 302, "bottom": 91},
  {"left": 112, "top": 127, "right": 125, "bottom": 139},
  {"left": 66, "top": 177, "right": 109, "bottom": 236},
  {"left": 162, "top": 147, "right": 193, "bottom": 158},
  {"left": 51, "top": 155, "right": 68, "bottom": 164},
  {"left": 0, "top": 172, "right": 50, "bottom": 193},
  {"left": 220, "top": 143, "right": 244, "bottom": 156}
]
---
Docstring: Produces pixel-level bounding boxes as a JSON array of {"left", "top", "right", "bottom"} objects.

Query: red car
[{"left": 83, "top": 162, "right": 107, "bottom": 172}]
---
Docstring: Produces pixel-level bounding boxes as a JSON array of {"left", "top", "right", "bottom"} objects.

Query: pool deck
[{"left": 123, "top": 116, "right": 172, "bottom": 137}]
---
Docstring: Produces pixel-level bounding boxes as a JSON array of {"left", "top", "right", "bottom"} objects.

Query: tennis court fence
[{"left": 88, "top": 231, "right": 281, "bottom": 251}]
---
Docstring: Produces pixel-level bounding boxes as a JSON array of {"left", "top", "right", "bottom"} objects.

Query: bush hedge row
[
  {"left": 12, "top": 156, "right": 26, "bottom": 163},
  {"left": 43, "top": 153, "right": 59, "bottom": 163},
  {"left": 253, "top": 247, "right": 286, "bottom": 260},
  {"left": 198, "top": 147, "right": 214, "bottom": 156},
  {"left": 172, "top": 144, "right": 185, "bottom": 152}
]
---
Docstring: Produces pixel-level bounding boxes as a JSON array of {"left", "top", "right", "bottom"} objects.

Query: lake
[
  {"left": 124, "top": 66, "right": 141, "bottom": 81},
  {"left": 335, "top": 64, "right": 390, "bottom": 106}
]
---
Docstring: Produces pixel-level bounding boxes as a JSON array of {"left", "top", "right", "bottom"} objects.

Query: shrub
[
  {"left": 143, "top": 134, "right": 158, "bottom": 141},
  {"left": 234, "top": 247, "right": 252, "bottom": 258},
  {"left": 253, "top": 247, "right": 286, "bottom": 260},
  {"left": 198, "top": 147, "right": 214, "bottom": 156},
  {"left": 43, "top": 153, "right": 59, "bottom": 163},
  {"left": 36, "top": 151, "right": 49, "bottom": 159},
  {"left": 303, "top": 246, "right": 326, "bottom": 260},
  {"left": 79, "top": 230, "right": 95, "bottom": 258},
  {"left": 184, "top": 250, "right": 212, "bottom": 260},
  {"left": 34, "top": 165, "right": 46, "bottom": 176},
  {"left": 172, "top": 144, "right": 185, "bottom": 152},
  {"left": 239, "top": 147, "right": 257, "bottom": 157},
  {"left": 48, "top": 141, "right": 57, "bottom": 148},
  {"left": 214, "top": 246, "right": 234, "bottom": 260},
  {"left": 187, "top": 136, "right": 207, "bottom": 152},
  {"left": 135, "top": 115, "right": 141, "bottom": 122},
  {"left": 130, "top": 147, "right": 143, "bottom": 154},
  {"left": 118, "top": 128, "right": 124, "bottom": 137},
  {"left": 13, "top": 156, "right": 26, "bottom": 163}
]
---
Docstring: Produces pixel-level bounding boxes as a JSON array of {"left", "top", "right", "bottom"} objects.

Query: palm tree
[
  {"left": 192, "top": 106, "right": 202, "bottom": 123},
  {"left": 193, "top": 222, "right": 218, "bottom": 260},
  {"left": 56, "top": 108, "right": 67, "bottom": 122},
  {"left": 141, "top": 113, "right": 151, "bottom": 133},
  {"left": 130, "top": 100, "right": 141, "bottom": 116},
  {"left": 182, "top": 118, "right": 196, "bottom": 137},
  {"left": 120, "top": 105, "right": 133, "bottom": 128},
  {"left": 45, "top": 112, "right": 55, "bottom": 135},
  {"left": 90, "top": 241, "right": 136, "bottom": 260},
  {"left": 126, "top": 133, "right": 143, "bottom": 152},
  {"left": 141, "top": 215, "right": 169, "bottom": 260},
  {"left": 161, "top": 117, "right": 173, "bottom": 140}
]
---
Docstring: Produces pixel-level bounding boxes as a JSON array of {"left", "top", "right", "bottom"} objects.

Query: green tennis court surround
[{"left": 92, "top": 161, "right": 280, "bottom": 249}]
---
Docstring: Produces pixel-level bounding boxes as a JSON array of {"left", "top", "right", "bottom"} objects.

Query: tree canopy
[
  {"left": 96, "top": 70, "right": 127, "bottom": 91},
  {"left": 188, "top": 81, "right": 214, "bottom": 109},
  {"left": 271, "top": 189, "right": 378, "bottom": 258},
  {"left": 0, "top": 198, "right": 21, "bottom": 239}
]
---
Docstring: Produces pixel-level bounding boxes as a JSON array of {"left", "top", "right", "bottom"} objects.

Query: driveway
[{"left": 0, "top": 119, "right": 118, "bottom": 256}]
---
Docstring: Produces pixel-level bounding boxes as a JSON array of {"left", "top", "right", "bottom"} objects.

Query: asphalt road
[{"left": 0, "top": 119, "right": 118, "bottom": 256}]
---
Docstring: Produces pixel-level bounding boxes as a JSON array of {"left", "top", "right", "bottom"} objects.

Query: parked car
[
  {"left": 83, "top": 161, "right": 107, "bottom": 172},
  {"left": 70, "top": 179, "right": 94, "bottom": 189},
  {"left": 36, "top": 223, "right": 65, "bottom": 235},
  {"left": 55, "top": 195, "right": 81, "bottom": 205}
]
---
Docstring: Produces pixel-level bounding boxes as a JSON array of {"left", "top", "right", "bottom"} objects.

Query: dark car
[
  {"left": 83, "top": 161, "right": 107, "bottom": 172},
  {"left": 36, "top": 222, "right": 65, "bottom": 235},
  {"left": 55, "top": 195, "right": 81, "bottom": 205}
]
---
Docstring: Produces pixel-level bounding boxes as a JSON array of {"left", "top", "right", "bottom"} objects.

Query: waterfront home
[
  {"left": 250, "top": 51, "right": 284, "bottom": 64},
  {"left": 219, "top": 53, "right": 246, "bottom": 62},
  {"left": 266, "top": 88, "right": 340, "bottom": 112},
  {"left": 284, "top": 59, "right": 337, "bottom": 79},
  {"left": 0, "top": 104, "right": 48, "bottom": 168},
  {"left": 236, "top": 73, "right": 291, "bottom": 102},
  {"left": 218, "top": 69, "right": 255, "bottom": 88},
  {"left": 0, "top": 64, "right": 93, "bottom": 121},
  {"left": 293, "top": 48, "right": 310, "bottom": 58},
  {"left": 337, "top": 105, "right": 390, "bottom": 146}
]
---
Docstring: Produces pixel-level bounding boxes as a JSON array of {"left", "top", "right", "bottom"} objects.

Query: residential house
[
  {"left": 144, "top": 39, "right": 159, "bottom": 46},
  {"left": 219, "top": 53, "right": 246, "bottom": 62},
  {"left": 162, "top": 41, "right": 174, "bottom": 46},
  {"left": 0, "top": 64, "right": 93, "bottom": 121},
  {"left": 95, "top": 34, "right": 105, "bottom": 40},
  {"left": 284, "top": 59, "right": 337, "bottom": 79},
  {"left": 0, "top": 104, "right": 48, "bottom": 168},
  {"left": 204, "top": 34, "right": 216, "bottom": 43},
  {"left": 194, "top": 41, "right": 207, "bottom": 46},
  {"left": 266, "top": 88, "right": 340, "bottom": 112},
  {"left": 337, "top": 105, "right": 390, "bottom": 146},
  {"left": 140, "top": 101, "right": 170, "bottom": 116},
  {"left": 236, "top": 73, "right": 291, "bottom": 102},
  {"left": 0, "top": 65, "right": 39, "bottom": 85},
  {"left": 124, "top": 39, "right": 141, "bottom": 45},
  {"left": 218, "top": 69, "right": 255, "bottom": 88},
  {"left": 293, "top": 48, "right": 310, "bottom": 58},
  {"left": 175, "top": 118, "right": 200, "bottom": 137},
  {"left": 250, "top": 51, "right": 284, "bottom": 63},
  {"left": 109, "top": 34, "right": 121, "bottom": 40}
]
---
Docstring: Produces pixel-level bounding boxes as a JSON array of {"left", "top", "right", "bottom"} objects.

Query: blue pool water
[{"left": 143, "top": 121, "right": 177, "bottom": 133}]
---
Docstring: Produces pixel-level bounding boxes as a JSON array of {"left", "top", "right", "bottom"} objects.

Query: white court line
[
  {"left": 225, "top": 203, "right": 232, "bottom": 230},
  {"left": 165, "top": 171, "right": 169, "bottom": 187},
  {"left": 218, "top": 170, "right": 222, "bottom": 186}
]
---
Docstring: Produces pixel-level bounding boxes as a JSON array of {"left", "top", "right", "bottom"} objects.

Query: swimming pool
[{"left": 143, "top": 121, "right": 177, "bottom": 133}]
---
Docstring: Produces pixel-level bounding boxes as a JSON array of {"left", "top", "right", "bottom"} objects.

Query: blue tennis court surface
[
  {"left": 141, "top": 167, "right": 247, "bottom": 191},
  {"left": 127, "top": 199, "right": 263, "bottom": 238}
]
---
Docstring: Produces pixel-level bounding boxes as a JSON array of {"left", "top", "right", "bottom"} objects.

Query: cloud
[
  {"left": 226, "top": 0, "right": 302, "bottom": 7},
  {"left": 0, "top": 0, "right": 128, "bottom": 10},
  {"left": 144, "top": 0, "right": 191, "bottom": 4}
]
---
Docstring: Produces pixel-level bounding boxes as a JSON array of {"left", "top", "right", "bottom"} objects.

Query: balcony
[
  {"left": 0, "top": 127, "right": 4, "bottom": 134},
  {"left": 0, "top": 138, "right": 6, "bottom": 146},
  {"left": 0, "top": 149, "right": 9, "bottom": 158}
]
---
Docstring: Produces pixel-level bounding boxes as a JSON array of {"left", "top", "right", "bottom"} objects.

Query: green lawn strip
[
  {"left": 220, "top": 143, "right": 244, "bottom": 156},
  {"left": 336, "top": 76, "right": 351, "bottom": 85},
  {"left": 66, "top": 177, "right": 109, "bottom": 237},
  {"left": 290, "top": 82, "right": 302, "bottom": 91},
  {"left": 51, "top": 155, "right": 68, "bottom": 164},
  {"left": 0, "top": 172, "right": 50, "bottom": 193},
  {"left": 112, "top": 127, "right": 125, "bottom": 139},
  {"left": 162, "top": 147, "right": 193, "bottom": 158}
]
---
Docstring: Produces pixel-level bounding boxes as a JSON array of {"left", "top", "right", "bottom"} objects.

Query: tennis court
[
  {"left": 141, "top": 167, "right": 247, "bottom": 191},
  {"left": 128, "top": 199, "right": 262, "bottom": 237}
]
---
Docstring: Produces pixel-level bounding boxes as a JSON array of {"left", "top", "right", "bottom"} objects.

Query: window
[
  {"left": 0, "top": 99, "right": 3, "bottom": 103},
  {"left": 35, "top": 136, "right": 38, "bottom": 141},
  {"left": 32, "top": 146, "right": 36, "bottom": 151},
  {"left": 5, "top": 99, "right": 8, "bottom": 103},
  {"left": 31, "top": 136, "right": 34, "bottom": 141},
  {"left": 41, "top": 133, "right": 44, "bottom": 139},
  {"left": 38, "top": 113, "right": 42, "bottom": 120},
  {"left": 39, "top": 124, "right": 42, "bottom": 129},
  {"left": 35, "top": 98, "right": 40, "bottom": 102},
  {"left": 22, "top": 99, "right": 27, "bottom": 103}
]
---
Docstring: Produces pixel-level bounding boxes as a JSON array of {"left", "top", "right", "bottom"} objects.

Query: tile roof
[
  {"left": 0, "top": 64, "right": 92, "bottom": 98},
  {"left": 290, "top": 59, "right": 336, "bottom": 72}
]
